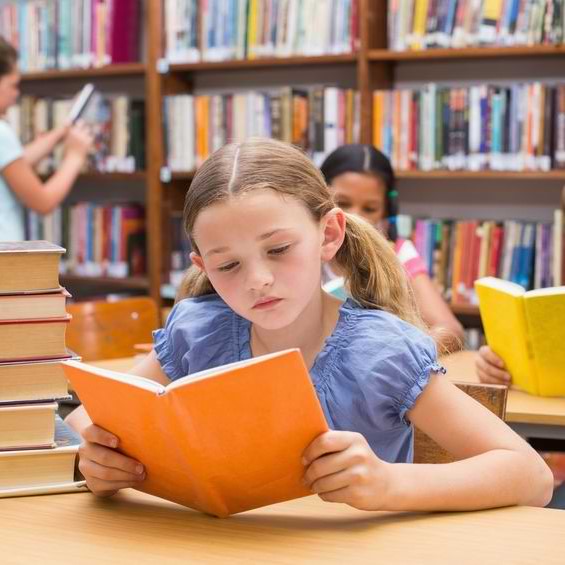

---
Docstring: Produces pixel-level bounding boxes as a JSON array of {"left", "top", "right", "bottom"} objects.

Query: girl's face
[
  {"left": 0, "top": 68, "right": 20, "bottom": 115},
  {"left": 191, "top": 189, "right": 344, "bottom": 331},
  {"left": 331, "top": 172, "right": 387, "bottom": 229}
]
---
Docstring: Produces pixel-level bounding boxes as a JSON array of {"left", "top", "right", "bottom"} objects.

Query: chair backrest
[
  {"left": 66, "top": 297, "right": 160, "bottom": 361},
  {"left": 413, "top": 381, "right": 508, "bottom": 464}
]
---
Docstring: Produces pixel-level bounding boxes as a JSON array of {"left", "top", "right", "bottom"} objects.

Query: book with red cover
[{"left": 64, "top": 349, "right": 329, "bottom": 517}]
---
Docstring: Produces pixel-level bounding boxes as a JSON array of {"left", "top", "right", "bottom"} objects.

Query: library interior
[{"left": 1, "top": 1, "right": 565, "bottom": 562}]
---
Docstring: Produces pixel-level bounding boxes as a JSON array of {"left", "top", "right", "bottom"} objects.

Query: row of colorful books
[
  {"left": 0, "top": 241, "right": 83, "bottom": 498},
  {"left": 163, "top": 87, "right": 360, "bottom": 171},
  {"left": 0, "top": 0, "right": 141, "bottom": 72},
  {"left": 6, "top": 94, "right": 146, "bottom": 174},
  {"left": 165, "top": 0, "right": 359, "bottom": 63},
  {"left": 388, "top": 0, "right": 565, "bottom": 51},
  {"left": 373, "top": 83, "right": 565, "bottom": 172},
  {"left": 397, "top": 210, "right": 565, "bottom": 305},
  {"left": 25, "top": 203, "right": 147, "bottom": 279}
]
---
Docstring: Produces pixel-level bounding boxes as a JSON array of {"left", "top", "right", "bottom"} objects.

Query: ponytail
[
  {"left": 176, "top": 265, "right": 216, "bottom": 302},
  {"left": 334, "top": 214, "right": 423, "bottom": 329}
]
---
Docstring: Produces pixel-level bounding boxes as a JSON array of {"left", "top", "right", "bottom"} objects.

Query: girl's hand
[
  {"left": 476, "top": 345, "right": 511, "bottom": 385},
  {"left": 302, "top": 430, "right": 392, "bottom": 511},
  {"left": 78, "top": 424, "right": 146, "bottom": 497},
  {"left": 64, "top": 121, "right": 94, "bottom": 158}
]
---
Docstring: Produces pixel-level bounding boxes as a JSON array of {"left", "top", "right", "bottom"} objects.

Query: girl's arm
[
  {"left": 410, "top": 273, "right": 465, "bottom": 354},
  {"left": 303, "top": 374, "right": 553, "bottom": 511},
  {"left": 2, "top": 124, "right": 92, "bottom": 215},
  {"left": 66, "top": 350, "right": 169, "bottom": 497},
  {"left": 23, "top": 125, "right": 68, "bottom": 167}
]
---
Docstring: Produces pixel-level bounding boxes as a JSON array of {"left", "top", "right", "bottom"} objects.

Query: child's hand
[
  {"left": 302, "top": 430, "right": 392, "bottom": 511},
  {"left": 476, "top": 345, "right": 511, "bottom": 385},
  {"left": 78, "top": 424, "right": 146, "bottom": 497}
]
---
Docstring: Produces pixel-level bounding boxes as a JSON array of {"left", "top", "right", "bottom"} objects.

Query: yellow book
[
  {"left": 410, "top": 0, "right": 429, "bottom": 50},
  {"left": 475, "top": 277, "right": 565, "bottom": 396}
]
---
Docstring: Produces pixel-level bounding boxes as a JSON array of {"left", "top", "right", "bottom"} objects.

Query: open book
[
  {"left": 67, "top": 83, "right": 96, "bottom": 124},
  {"left": 63, "top": 349, "right": 328, "bottom": 517},
  {"left": 475, "top": 277, "right": 565, "bottom": 396}
]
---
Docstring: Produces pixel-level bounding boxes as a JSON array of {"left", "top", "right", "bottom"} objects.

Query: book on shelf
[
  {"left": 26, "top": 203, "right": 147, "bottom": 279},
  {"left": 164, "top": 0, "right": 359, "bottom": 64},
  {"left": 163, "top": 87, "right": 360, "bottom": 171},
  {"left": 0, "top": 417, "right": 86, "bottom": 498},
  {"left": 388, "top": 0, "right": 565, "bottom": 51},
  {"left": 63, "top": 349, "right": 329, "bottom": 517},
  {"left": 0, "top": 358, "right": 74, "bottom": 404},
  {"left": 7, "top": 94, "right": 146, "bottom": 175},
  {"left": 475, "top": 277, "right": 565, "bottom": 396},
  {"left": 0, "top": 317, "right": 72, "bottom": 363},
  {"left": 0, "top": 241, "right": 64, "bottom": 295},
  {"left": 0, "top": 402, "right": 57, "bottom": 450},
  {"left": 395, "top": 214, "right": 563, "bottom": 306},
  {"left": 0, "top": 288, "right": 70, "bottom": 322},
  {"left": 373, "top": 83, "right": 565, "bottom": 173},
  {"left": 0, "top": 0, "right": 142, "bottom": 72}
]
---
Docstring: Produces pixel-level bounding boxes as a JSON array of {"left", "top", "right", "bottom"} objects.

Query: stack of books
[{"left": 0, "top": 241, "right": 86, "bottom": 498}]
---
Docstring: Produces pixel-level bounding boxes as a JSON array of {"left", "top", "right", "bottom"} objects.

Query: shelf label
[
  {"left": 160, "top": 166, "right": 172, "bottom": 183},
  {"left": 156, "top": 58, "right": 169, "bottom": 74}
]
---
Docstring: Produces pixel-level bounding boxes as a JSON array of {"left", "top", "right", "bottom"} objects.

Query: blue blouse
[{"left": 154, "top": 294, "right": 444, "bottom": 464}]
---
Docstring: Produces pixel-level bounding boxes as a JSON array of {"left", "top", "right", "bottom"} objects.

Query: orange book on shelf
[{"left": 63, "top": 349, "right": 328, "bottom": 518}]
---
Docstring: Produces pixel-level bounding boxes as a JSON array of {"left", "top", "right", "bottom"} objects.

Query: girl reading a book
[
  {"left": 0, "top": 37, "right": 93, "bottom": 241},
  {"left": 320, "top": 144, "right": 464, "bottom": 354},
  {"left": 67, "top": 138, "right": 552, "bottom": 510}
]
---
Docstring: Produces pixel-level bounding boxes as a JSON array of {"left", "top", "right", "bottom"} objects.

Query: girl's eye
[
  {"left": 218, "top": 262, "right": 238, "bottom": 272},
  {"left": 364, "top": 208, "right": 379, "bottom": 214},
  {"left": 269, "top": 244, "right": 291, "bottom": 256}
]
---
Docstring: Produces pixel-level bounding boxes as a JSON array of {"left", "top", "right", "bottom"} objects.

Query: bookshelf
[{"left": 11, "top": 0, "right": 565, "bottom": 318}]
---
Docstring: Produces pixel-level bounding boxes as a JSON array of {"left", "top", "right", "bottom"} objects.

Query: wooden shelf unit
[
  {"left": 61, "top": 275, "right": 150, "bottom": 290},
  {"left": 20, "top": 63, "right": 146, "bottom": 82},
  {"left": 369, "top": 45, "right": 565, "bottom": 61},
  {"left": 21, "top": 0, "right": 564, "bottom": 307}
]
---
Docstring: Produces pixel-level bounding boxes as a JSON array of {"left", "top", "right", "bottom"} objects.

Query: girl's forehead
[{"left": 192, "top": 189, "right": 314, "bottom": 245}]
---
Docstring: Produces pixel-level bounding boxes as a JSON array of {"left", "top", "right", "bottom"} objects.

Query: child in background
[
  {"left": 320, "top": 144, "right": 464, "bottom": 354},
  {"left": 67, "top": 138, "right": 552, "bottom": 511},
  {"left": 0, "top": 37, "right": 93, "bottom": 241}
]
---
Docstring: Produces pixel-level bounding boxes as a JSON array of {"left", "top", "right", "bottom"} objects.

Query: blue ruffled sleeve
[
  {"left": 153, "top": 294, "right": 239, "bottom": 380},
  {"left": 327, "top": 308, "right": 445, "bottom": 432}
]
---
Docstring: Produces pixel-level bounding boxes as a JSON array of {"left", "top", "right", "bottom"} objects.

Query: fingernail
[
  {"left": 110, "top": 438, "right": 118, "bottom": 448},
  {"left": 136, "top": 465, "right": 144, "bottom": 474},
  {"left": 138, "top": 473, "right": 146, "bottom": 481}
]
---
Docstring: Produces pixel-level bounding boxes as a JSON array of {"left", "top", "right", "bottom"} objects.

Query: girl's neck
[{"left": 250, "top": 291, "right": 342, "bottom": 370}]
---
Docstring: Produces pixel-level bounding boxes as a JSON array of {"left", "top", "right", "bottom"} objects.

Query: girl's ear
[
  {"left": 190, "top": 252, "right": 206, "bottom": 272},
  {"left": 321, "top": 208, "right": 346, "bottom": 262}
]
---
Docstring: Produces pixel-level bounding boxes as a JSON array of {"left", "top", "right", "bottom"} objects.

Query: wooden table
[
  {"left": 1, "top": 489, "right": 564, "bottom": 564},
  {"left": 443, "top": 351, "right": 565, "bottom": 441}
]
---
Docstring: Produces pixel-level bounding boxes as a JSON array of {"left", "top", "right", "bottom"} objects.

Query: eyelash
[{"left": 216, "top": 245, "right": 291, "bottom": 272}]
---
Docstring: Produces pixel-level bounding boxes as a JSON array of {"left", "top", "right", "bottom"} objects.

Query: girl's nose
[{"left": 247, "top": 263, "right": 274, "bottom": 291}]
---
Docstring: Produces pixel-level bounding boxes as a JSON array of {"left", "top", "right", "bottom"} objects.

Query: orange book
[{"left": 63, "top": 349, "right": 328, "bottom": 518}]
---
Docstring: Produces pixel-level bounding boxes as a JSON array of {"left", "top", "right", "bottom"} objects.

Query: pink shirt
[{"left": 394, "top": 238, "right": 428, "bottom": 280}]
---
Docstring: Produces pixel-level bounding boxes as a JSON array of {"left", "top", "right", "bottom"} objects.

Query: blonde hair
[{"left": 178, "top": 138, "right": 423, "bottom": 328}]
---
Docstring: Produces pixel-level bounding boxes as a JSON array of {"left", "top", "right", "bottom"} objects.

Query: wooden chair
[
  {"left": 66, "top": 297, "right": 160, "bottom": 362},
  {"left": 414, "top": 382, "right": 508, "bottom": 464}
]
